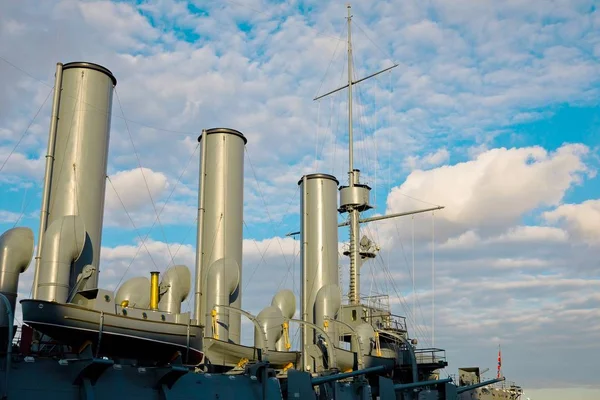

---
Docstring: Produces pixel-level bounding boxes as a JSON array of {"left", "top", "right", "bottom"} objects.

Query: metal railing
[{"left": 414, "top": 348, "right": 446, "bottom": 364}]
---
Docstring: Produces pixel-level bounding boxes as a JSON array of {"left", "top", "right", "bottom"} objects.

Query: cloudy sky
[{"left": 1, "top": 0, "right": 599, "bottom": 399}]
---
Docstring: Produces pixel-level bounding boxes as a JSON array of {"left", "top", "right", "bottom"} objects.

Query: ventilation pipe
[
  {"left": 115, "top": 277, "right": 150, "bottom": 308},
  {"left": 271, "top": 289, "right": 296, "bottom": 351},
  {"left": 158, "top": 265, "right": 191, "bottom": 314},
  {"left": 36, "top": 215, "right": 86, "bottom": 303},
  {"left": 205, "top": 258, "right": 240, "bottom": 341},
  {"left": 254, "top": 305, "right": 284, "bottom": 350},
  {"left": 32, "top": 62, "right": 116, "bottom": 299},
  {"left": 314, "top": 283, "right": 342, "bottom": 340},
  {"left": 0, "top": 228, "right": 34, "bottom": 334},
  {"left": 195, "top": 128, "right": 246, "bottom": 343}
]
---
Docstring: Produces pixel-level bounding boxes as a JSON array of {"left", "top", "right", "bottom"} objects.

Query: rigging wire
[
  {"left": 352, "top": 19, "right": 398, "bottom": 65},
  {"left": 244, "top": 147, "right": 296, "bottom": 284},
  {"left": 313, "top": 27, "right": 345, "bottom": 100},
  {"left": 362, "top": 220, "right": 431, "bottom": 346},
  {"left": 168, "top": 220, "right": 199, "bottom": 310},
  {"left": 0, "top": 56, "right": 201, "bottom": 136},
  {"left": 0, "top": 88, "right": 53, "bottom": 174},
  {"left": 107, "top": 176, "right": 160, "bottom": 272},
  {"left": 114, "top": 89, "right": 177, "bottom": 268},
  {"left": 113, "top": 143, "right": 200, "bottom": 288},
  {"left": 391, "top": 217, "right": 433, "bottom": 344}
]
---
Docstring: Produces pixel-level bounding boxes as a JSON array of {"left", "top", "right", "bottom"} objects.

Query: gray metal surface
[
  {"left": 195, "top": 128, "right": 245, "bottom": 344},
  {"left": 314, "top": 283, "right": 342, "bottom": 344},
  {"left": 115, "top": 276, "right": 151, "bottom": 308},
  {"left": 204, "top": 258, "right": 240, "bottom": 341},
  {"left": 0, "top": 357, "right": 283, "bottom": 400},
  {"left": 36, "top": 215, "right": 86, "bottom": 302},
  {"left": 0, "top": 228, "right": 34, "bottom": 328},
  {"left": 270, "top": 289, "right": 296, "bottom": 351},
  {"left": 158, "top": 265, "right": 191, "bottom": 314},
  {"left": 298, "top": 173, "right": 339, "bottom": 370},
  {"left": 36, "top": 62, "right": 115, "bottom": 295},
  {"left": 254, "top": 305, "right": 284, "bottom": 350}
]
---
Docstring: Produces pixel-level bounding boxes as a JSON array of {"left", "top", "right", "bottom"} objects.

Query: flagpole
[{"left": 497, "top": 344, "right": 502, "bottom": 379}]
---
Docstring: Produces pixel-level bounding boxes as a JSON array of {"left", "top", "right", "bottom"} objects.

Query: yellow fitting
[
  {"left": 150, "top": 271, "right": 160, "bottom": 310},
  {"left": 120, "top": 300, "right": 129, "bottom": 308},
  {"left": 237, "top": 357, "right": 249, "bottom": 368},
  {"left": 374, "top": 331, "right": 382, "bottom": 357},
  {"left": 282, "top": 321, "right": 291, "bottom": 350},
  {"left": 211, "top": 309, "right": 219, "bottom": 339},
  {"left": 282, "top": 362, "right": 293, "bottom": 372},
  {"left": 323, "top": 320, "right": 329, "bottom": 331}
]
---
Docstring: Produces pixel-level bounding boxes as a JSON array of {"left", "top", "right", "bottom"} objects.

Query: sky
[{"left": 0, "top": 1, "right": 599, "bottom": 399}]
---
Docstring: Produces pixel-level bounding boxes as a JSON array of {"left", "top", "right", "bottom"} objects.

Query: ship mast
[
  {"left": 311, "top": 5, "right": 442, "bottom": 307},
  {"left": 345, "top": 4, "right": 361, "bottom": 305}
]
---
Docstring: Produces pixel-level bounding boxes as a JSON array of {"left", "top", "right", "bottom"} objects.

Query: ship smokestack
[
  {"left": 32, "top": 62, "right": 116, "bottom": 301},
  {"left": 298, "top": 173, "right": 340, "bottom": 369},
  {"left": 195, "top": 128, "right": 246, "bottom": 343}
]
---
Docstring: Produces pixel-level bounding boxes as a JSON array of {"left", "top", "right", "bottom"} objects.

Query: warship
[{"left": 0, "top": 5, "right": 521, "bottom": 399}]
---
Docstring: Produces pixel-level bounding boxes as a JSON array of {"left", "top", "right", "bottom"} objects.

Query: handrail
[
  {"left": 213, "top": 306, "right": 269, "bottom": 360},
  {"left": 457, "top": 377, "right": 506, "bottom": 394},
  {"left": 289, "top": 318, "right": 337, "bottom": 369},
  {"left": 376, "top": 329, "right": 418, "bottom": 383},
  {"left": 323, "top": 316, "right": 364, "bottom": 369}
]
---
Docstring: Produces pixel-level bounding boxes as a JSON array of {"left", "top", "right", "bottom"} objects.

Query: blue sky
[{"left": 1, "top": 1, "right": 599, "bottom": 399}]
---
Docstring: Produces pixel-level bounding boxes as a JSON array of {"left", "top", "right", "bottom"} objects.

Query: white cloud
[
  {"left": 404, "top": 148, "right": 450, "bottom": 170},
  {"left": 441, "top": 225, "right": 569, "bottom": 249},
  {"left": 387, "top": 144, "right": 591, "bottom": 235},
  {"left": 105, "top": 167, "right": 168, "bottom": 212},
  {"left": 544, "top": 199, "right": 600, "bottom": 244},
  {"left": 490, "top": 225, "right": 569, "bottom": 243}
]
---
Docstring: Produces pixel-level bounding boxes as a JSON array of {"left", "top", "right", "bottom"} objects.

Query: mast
[
  {"left": 347, "top": 4, "right": 354, "bottom": 176},
  {"left": 312, "top": 5, "right": 439, "bottom": 308},
  {"left": 346, "top": 4, "right": 361, "bottom": 305}
]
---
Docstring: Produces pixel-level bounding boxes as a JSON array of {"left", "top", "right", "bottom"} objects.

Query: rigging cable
[
  {"left": 391, "top": 218, "right": 432, "bottom": 346},
  {"left": 0, "top": 89, "right": 52, "bottom": 174},
  {"left": 0, "top": 55, "right": 202, "bottom": 136},
  {"left": 107, "top": 176, "right": 160, "bottom": 272},
  {"left": 115, "top": 89, "right": 180, "bottom": 271},
  {"left": 113, "top": 143, "right": 200, "bottom": 288},
  {"left": 352, "top": 20, "right": 398, "bottom": 64},
  {"left": 244, "top": 147, "right": 298, "bottom": 288},
  {"left": 362, "top": 220, "right": 431, "bottom": 346}
]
